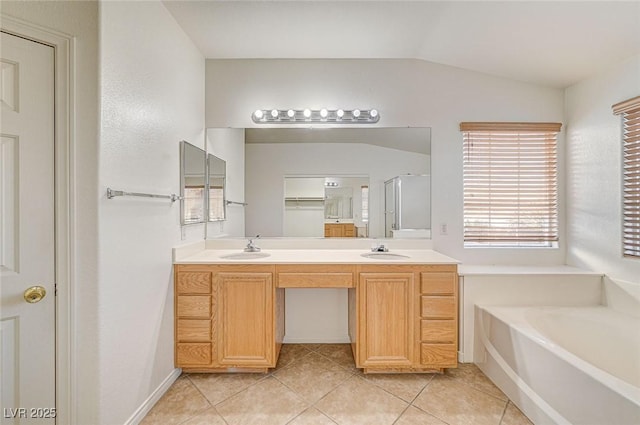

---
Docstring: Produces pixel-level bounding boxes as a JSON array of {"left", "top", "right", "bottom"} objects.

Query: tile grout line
[
  {"left": 407, "top": 378, "right": 455, "bottom": 425},
  {"left": 440, "top": 372, "right": 510, "bottom": 404},
  {"left": 167, "top": 376, "right": 214, "bottom": 425},
  {"left": 187, "top": 372, "right": 271, "bottom": 409},
  {"left": 390, "top": 403, "right": 413, "bottom": 425},
  {"left": 270, "top": 373, "right": 316, "bottom": 407},
  {"left": 498, "top": 400, "right": 509, "bottom": 425},
  {"left": 308, "top": 373, "right": 358, "bottom": 423}
]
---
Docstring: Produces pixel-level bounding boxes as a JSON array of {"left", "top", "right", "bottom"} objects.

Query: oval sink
[
  {"left": 219, "top": 252, "right": 271, "bottom": 260},
  {"left": 361, "top": 252, "right": 410, "bottom": 260}
]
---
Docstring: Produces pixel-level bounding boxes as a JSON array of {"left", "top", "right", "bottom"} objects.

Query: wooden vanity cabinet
[
  {"left": 174, "top": 264, "right": 284, "bottom": 372},
  {"left": 324, "top": 223, "right": 356, "bottom": 237},
  {"left": 353, "top": 264, "right": 458, "bottom": 372},
  {"left": 175, "top": 261, "right": 457, "bottom": 374}
]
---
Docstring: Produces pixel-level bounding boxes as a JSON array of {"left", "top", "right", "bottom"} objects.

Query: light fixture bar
[{"left": 252, "top": 108, "right": 380, "bottom": 124}]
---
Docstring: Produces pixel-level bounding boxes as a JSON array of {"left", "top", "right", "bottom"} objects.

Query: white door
[{"left": 0, "top": 32, "right": 56, "bottom": 424}]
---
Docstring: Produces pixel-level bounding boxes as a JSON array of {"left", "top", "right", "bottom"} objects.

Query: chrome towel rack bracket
[
  {"left": 107, "top": 187, "right": 182, "bottom": 203},
  {"left": 226, "top": 200, "right": 248, "bottom": 206}
]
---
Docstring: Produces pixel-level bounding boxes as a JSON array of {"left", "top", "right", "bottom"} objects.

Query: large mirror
[
  {"left": 205, "top": 127, "right": 431, "bottom": 238},
  {"left": 180, "top": 141, "right": 206, "bottom": 225}
]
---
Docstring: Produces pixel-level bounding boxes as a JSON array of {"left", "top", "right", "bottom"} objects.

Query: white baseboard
[
  {"left": 283, "top": 335, "right": 351, "bottom": 343},
  {"left": 124, "top": 368, "right": 182, "bottom": 425}
]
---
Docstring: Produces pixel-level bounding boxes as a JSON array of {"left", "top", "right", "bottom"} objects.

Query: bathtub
[{"left": 474, "top": 305, "right": 640, "bottom": 425}]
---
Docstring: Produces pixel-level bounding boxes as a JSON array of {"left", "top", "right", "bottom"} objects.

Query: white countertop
[
  {"left": 458, "top": 265, "right": 603, "bottom": 276},
  {"left": 174, "top": 248, "right": 459, "bottom": 265}
]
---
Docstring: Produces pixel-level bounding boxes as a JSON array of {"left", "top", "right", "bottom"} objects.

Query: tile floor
[{"left": 141, "top": 344, "right": 534, "bottom": 425}]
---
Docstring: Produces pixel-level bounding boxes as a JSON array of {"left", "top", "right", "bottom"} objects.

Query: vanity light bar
[{"left": 252, "top": 108, "right": 380, "bottom": 124}]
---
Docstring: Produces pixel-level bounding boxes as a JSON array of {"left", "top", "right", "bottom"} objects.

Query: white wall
[
  {"left": 206, "top": 128, "right": 245, "bottom": 237},
  {"left": 565, "top": 54, "right": 640, "bottom": 286},
  {"left": 246, "top": 142, "right": 428, "bottom": 238},
  {"left": 206, "top": 59, "right": 566, "bottom": 265},
  {"left": 0, "top": 2, "right": 100, "bottom": 423},
  {"left": 100, "top": 2, "right": 204, "bottom": 424}
]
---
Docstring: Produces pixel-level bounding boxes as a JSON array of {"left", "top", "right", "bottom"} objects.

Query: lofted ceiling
[{"left": 163, "top": 1, "right": 640, "bottom": 89}]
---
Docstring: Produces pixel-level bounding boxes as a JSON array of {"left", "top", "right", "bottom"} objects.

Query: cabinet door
[
  {"left": 216, "top": 272, "right": 275, "bottom": 367},
  {"left": 325, "top": 224, "right": 343, "bottom": 237},
  {"left": 358, "top": 273, "right": 414, "bottom": 367}
]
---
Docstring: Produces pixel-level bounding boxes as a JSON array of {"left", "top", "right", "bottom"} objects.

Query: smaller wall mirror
[
  {"left": 207, "top": 153, "right": 226, "bottom": 221},
  {"left": 180, "top": 141, "right": 206, "bottom": 225}
]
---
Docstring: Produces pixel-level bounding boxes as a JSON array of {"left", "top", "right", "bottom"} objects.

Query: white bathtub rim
[
  {"left": 475, "top": 309, "right": 572, "bottom": 425},
  {"left": 525, "top": 305, "right": 640, "bottom": 388},
  {"left": 476, "top": 305, "right": 640, "bottom": 408}
]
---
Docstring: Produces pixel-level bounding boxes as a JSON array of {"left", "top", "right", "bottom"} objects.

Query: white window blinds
[
  {"left": 461, "top": 122, "right": 562, "bottom": 246},
  {"left": 613, "top": 96, "right": 640, "bottom": 258}
]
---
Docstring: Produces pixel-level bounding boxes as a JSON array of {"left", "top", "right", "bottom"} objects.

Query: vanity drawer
[
  {"left": 276, "top": 265, "right": 355, "bottom": 288},
  {"left": 177, "top": 295, "right": 211, "bottom": 318},
  {"left": 421, "top": 343, "right": 457, "bottom": 367},
  {"left": 421, "top": 320, "right": 456, "bottom": 343},
  {"left": 420, "top": 296, "right": 456, "bottom": 319},
  {"left": 420, "top": 272, "right": 456, "bottom": 295},
  {"left": 344, "top": 226, "right": 356, "bottom": 237},
  {"left": 176, "top": 272, "right": 212, "bottom": 294},
  {"left": 177, "top": 319, "right": 211, "bottom": 342},
  {"left": 176, "top": 343, "right": 211, "bottom": 366}
]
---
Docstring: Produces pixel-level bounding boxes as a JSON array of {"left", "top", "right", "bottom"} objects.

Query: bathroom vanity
[
  {"left": 324, "top": 223, "right": 356, "bottom": 238},
  {"left": 174, "top": 247, "right": 458, "bottom": 374}
]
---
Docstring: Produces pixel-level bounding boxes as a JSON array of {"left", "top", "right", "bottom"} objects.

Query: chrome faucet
[
  {"left": 371, "top": 243, "right": 388, "bottom": 252},
  {"left": 244, "top": 235, "right": 261, "bottom": 252}
]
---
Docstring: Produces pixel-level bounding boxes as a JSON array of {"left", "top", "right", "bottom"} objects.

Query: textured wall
[
  {"left": 205, "top": 59, "right": 566, "bottom": 265},
  {"left": 99, "top": 2, "right": 204, "bottom": 424},
  {"left": 565, "top": 55, "right": 640, "bottom": 286}
]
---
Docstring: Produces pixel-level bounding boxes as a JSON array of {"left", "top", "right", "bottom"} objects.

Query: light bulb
[
  {"left": 336, "top": 109, "right": 344, "bottom": 118},
  {"left": 320, "top": 108, "right": 328, "bottom": 118},
  {"left": 287, "top": 109, "right": 295, "bottom": 118},
  {"left": 271, "top": 109, "right": 279, "bottom": 118},
  {"left": 303, "top": 109, "right": 311, "bottom": 118},
  {"left": 353, "top": 109, "right": 361, "bottom": 118},
  {"left": 370, "top": 109, "right": 378, "bottom": 118},
  {"left": 254, "top": 110, "right": 264, "bottom": 119}
]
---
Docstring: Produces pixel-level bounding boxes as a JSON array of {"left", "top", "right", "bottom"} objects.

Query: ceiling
[{"left": 163, "top": 1, "right": 640, "bottom": 89}]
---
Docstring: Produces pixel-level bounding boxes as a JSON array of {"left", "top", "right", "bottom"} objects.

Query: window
[
  {"left": 184, "top": 186, "right": 205, "bottom": 224},
  {"left": 613, "top": 96, "right": 640, "bottom": 258},
  {"left": 461, "top": 122, "right": 562, "bottom": 247},
  {"left": 209, "top": 186, "right": 224, "bottom": 221},
  {"left": 361, "top": 185, "right": 369, "bottom": 222}
]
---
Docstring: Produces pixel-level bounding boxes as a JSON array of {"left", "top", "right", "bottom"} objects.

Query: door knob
[{"left": 24, "top": 286, "right": 46, "bottom": 304}]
